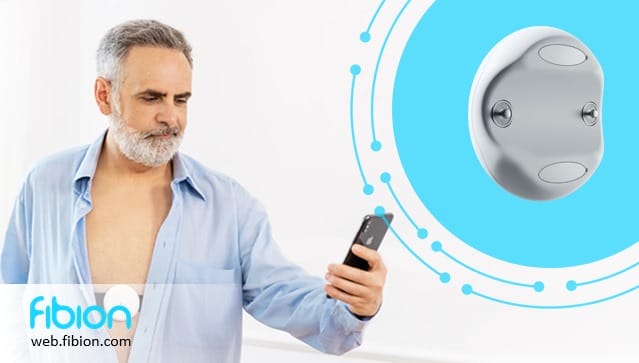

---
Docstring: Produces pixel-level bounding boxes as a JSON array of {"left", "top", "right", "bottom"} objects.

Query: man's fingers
[
  {"left": 328, "top": 263, "right": 370, "bottom": 284},
  {"left": 325, "top": 272, "right": 368, "bottom": 297},
  {"left": 327, "top": 263, "right": 384, "bottom": 292},
  {"left": 350, "top": 244, "right": 383, "bottom": 269},
  {"left": 324, "top": 284, "right": 363, "bottom": 306},
  {"left": 326, "top": 245, "right": 388, "bottom": 317}
]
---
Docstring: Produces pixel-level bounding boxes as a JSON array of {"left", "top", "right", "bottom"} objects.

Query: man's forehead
[
  {"left": 120, "top": 46, "right": 192, "bottom": 92},
  {"left": 123, "top": 45, "right": 189, "bottom": 64}
]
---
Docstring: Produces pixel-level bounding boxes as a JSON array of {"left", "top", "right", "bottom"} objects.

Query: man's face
[{"left": 109, "top": 46, "right": 192, "bottom": 167}]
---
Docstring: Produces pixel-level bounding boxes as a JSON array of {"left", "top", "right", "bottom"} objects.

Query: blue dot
[
  {"left": 417, "top": 228, "right": 428, "bottom": 239},
  {"left": 350, "top": 64, "right": 361, "bottom": 75},
  {"left": 371, "top": 141, "right": 382, "bottom": 151},
  {"left": 380, "top": 172, "right": 391, "bottom": 183},
  {"left": 431, "top": 241, "right": 442, "bottom": 252},
  {"left": 462, "top": 284, "right": 473, "bottom": 295},
  {"left": 363, "top": 184, "right": 374, "bottom": 195},
  {"left": 566, "top": 280, "right": 577, "bottom": 291},
  {"left": 374, "top": 206, "right": 385, "bottom": 216},
  {"left": 533, "top": 281, "right": 544, "bottom": 292},
  {"left": 360, "top": 32, "right": 371, "bottom": 42},
  {"left": 440, "top": 273, "right": 451, "bottom": 283}
]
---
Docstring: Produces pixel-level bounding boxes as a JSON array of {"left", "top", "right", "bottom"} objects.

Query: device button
[
  {"left": 538, "top": 44, "right": 587, "bottom": 66},
  {"left": 538, "top": 162, "right": 587, "bottom": 183}
]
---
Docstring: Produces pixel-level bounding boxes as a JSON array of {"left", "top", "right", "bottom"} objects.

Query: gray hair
[{"left": 96, "top": 19, "right": 193, "bottom": 95}]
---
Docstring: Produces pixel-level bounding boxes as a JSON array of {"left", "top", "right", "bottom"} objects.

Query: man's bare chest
[{"left": 85, "top": 183, "right": 171, "bottom": 285}]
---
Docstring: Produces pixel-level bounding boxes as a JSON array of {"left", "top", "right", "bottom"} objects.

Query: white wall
[{"left": 1, "top": 1, "right": 638, "bottom": 362}]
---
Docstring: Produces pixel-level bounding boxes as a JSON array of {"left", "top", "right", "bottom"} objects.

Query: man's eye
[
  {"left": 176, "top": 98, "right": 188, "bottom": 104},
  {"left": 142, "top": 96, "right": 158, "bottom": 102}
]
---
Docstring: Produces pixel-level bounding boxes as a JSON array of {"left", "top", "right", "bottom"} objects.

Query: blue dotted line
[
  {"left": 379, "top": 172, "right": 428, "bottom": 239},
  {"left": 433, "top": 241, "right": 544, "bottom": 292},
  {"left": 379, "top": 205, "right": 450, "bottom": 283},
  {"left": 360, "top": 0, "right": 386, "bottom": 43},
  {"left": 566, "top": 260, "right": 639, "bottom": 291},
  {"left": 369, "top": 0, "right": 411, "bottom": 152},
  {"left": 463, "top": 283, "right": 639, "bottom": 309},
  {"left": 348, "top": 64, "right": 375, "bottom": 196}
]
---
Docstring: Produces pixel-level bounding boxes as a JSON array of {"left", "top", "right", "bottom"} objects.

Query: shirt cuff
[
  {"left": 349, "top": 302, "right": 381, "bottom": 321},
  {"left": 333, "top": 302, "right": 371, "bottom": 332}
]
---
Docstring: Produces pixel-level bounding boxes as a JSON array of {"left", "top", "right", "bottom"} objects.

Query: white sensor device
[{"left": 468, "top": 26, "right": 604, "bottom": 201}]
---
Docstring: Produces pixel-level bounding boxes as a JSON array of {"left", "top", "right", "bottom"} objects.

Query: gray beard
[{"left": 108, "top": 114, "right": 183, "bottom": 168}]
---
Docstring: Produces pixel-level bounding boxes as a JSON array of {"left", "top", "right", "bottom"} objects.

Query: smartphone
[
  {"left": 342, "top": 213, "right": 394, "bottom": 271},
  {"left": 327, "top": 213, "right": 393, "bottom": 299}
]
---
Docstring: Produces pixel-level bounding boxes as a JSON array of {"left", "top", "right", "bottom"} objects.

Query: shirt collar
[
  {"left": 172, "top": 152, "right": 207, "bottom": 201},
  {"left": 72, "top": 132, "right": 105, "bottom": 191},
  {"left": 72, "top": 130, "right": 207, "bottom": 201}
]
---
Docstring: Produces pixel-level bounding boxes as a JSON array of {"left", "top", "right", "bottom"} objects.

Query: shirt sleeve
[
  {"left": 1, "top": 180, "right": 31, "bottom": 284},
  {"left": 235, "top": 183, "right": 369, "bottom": 355},
  {"left": 1, "top": 180, "right": 33, "bottom": 362}
]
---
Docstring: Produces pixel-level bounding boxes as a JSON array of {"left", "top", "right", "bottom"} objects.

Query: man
[{"left": 1, "top": 19, "right": 386, "bottom": 362}]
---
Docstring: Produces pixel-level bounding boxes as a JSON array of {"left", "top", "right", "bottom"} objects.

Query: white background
[{"left": 1, "top": 1, "right": 638, "bottom": 362}]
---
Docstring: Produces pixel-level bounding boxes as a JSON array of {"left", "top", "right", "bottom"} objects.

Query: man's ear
[{"left": 94, "top": 77, "right": 114, "bottom": 115}]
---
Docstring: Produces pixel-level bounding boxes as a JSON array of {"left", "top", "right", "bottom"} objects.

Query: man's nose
[{"left": 157, "top": 101, "right": 179, "bottom": 126}]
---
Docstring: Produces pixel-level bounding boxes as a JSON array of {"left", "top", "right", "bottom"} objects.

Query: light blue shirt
[{"left": 1, "top": 132, "right": 368, "bottom": 362}]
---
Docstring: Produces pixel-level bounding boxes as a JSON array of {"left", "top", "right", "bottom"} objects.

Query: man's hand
[{"left": 324, "top": 244, "right": 387, "bottom": 317}]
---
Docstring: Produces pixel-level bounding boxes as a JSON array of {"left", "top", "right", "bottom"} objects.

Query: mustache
[{"left": 141, "top": 126, "right": 181, "bottom": 138}]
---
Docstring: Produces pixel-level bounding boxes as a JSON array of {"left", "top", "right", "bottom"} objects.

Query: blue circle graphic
[
  {"left": 371, "top": 140, "right": 382, "bottom": 151},
  {"left": 462, "top": 284, "right": 473, "bottom": 295},
  {"left": 363, "top": 184, "right": 374, "bottom": 195},
  {"left": 393, "top": 1, "right": 639, "bottom": 267},
  {"left": 440, "top": 272, "right": 451, "bottom": 283}
]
